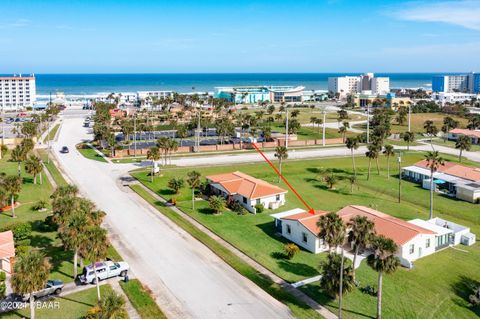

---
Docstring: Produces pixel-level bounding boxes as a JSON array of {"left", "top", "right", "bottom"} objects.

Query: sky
[{"left": 1, "top": 0, "right": 480, "bottom": 73}]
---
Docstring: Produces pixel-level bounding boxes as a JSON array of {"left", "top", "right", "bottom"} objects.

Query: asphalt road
[{"left": 52, "top": 108, "right": 293, "bottom": 319}]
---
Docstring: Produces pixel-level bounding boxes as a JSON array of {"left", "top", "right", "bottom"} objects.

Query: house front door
[{"left": 418, "top": 247, "right": 422, "bottom": 258}]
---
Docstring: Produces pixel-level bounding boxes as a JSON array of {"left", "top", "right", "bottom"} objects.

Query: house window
[
  {"left": 302, "top": 232, "right": 308, "bottom": 243},
  {"left": 426, "top": 239, "right": 430, "bottom": 248},
  {"left": 242, "top": 196, "right": 247, "bottom": 204},
  {"left": 256, "top": 198, "right": 261, "bottom": 205},
  {"left": 286, "top": 225, "right": 291, "bottom": 234},
  {"left": 276, "top": 194, "right": 280, "bottom": 201},
  {"left": 409, "top": 244, "right": 414, "bottom": 254}
]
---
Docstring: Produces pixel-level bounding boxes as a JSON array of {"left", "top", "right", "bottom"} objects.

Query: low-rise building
[
  {"left": 402, "top": 160, "right": 480, "bottom": 203},
  {"left": 214, "top": 86, "right": 305, "bottom": 104},
  {"left": 272, "top": 205, "right": 475, "bottom": 268},
  {"left": 0, "top": 230, "right": 15, "bottom": 273},
  {"left": 206, "top": 171, "right": 287, "bottom": 214},
  {"left": 431, "top": 92, "right": 479, "bottom": 104},
  {"left": 448, "top": 128, "right": 480, "bottom": 145}
]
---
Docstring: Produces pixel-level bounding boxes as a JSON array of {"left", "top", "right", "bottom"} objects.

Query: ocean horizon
[{"left": 29, "top": 72, "right": 452, "bottom": 97}]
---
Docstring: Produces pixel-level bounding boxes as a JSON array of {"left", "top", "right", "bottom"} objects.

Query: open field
[
  {"left": 390, "top": 113, "right": 468, "bottom": 134},
  {"left": 0, "top": 285, "right": 113, "bottom": 319},
  {"left": 132, "top": 151, "right": 480, "bottom": 319},
  {"left": 120, "top": 279, "right": 168, "bottom": 319}
]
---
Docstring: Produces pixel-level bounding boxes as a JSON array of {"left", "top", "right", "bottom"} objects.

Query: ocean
[{"left": 33, "top": 73, "right": 440, "bottom": 97}]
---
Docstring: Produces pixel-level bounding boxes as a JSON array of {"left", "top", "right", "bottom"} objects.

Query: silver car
[{"left": 32, "top": 280, "right": 64, "bottom": 299}]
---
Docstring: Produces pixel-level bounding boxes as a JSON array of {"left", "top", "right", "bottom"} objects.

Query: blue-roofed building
[{"left": 214, "top": 85, "right": 305, "bottom": 104}]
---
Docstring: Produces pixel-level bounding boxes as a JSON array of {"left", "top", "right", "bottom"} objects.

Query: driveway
[{"left": 52, "top": 109, "right": 293, "bottom": 319}]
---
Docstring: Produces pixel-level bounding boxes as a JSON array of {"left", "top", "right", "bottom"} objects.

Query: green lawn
[
  {"left": 431, "top": 138, "right": 480, "bottom": 152},
  {"left": 270, "top": 122, "right": 354, "bottom": 140},
  {"left": 390, "top": 113, "right": 468, "bottom": 134},
  {"left": 120, "top": 279, "right": 167, "bottom": 319},
  {"left": 76, "top": 145, "right": 108, "bottom": 163},
  {"left": 0, "top": 285, "right": 113, "bottom": 319},
  {"left": 37, "top": 150, "right": 68, "bottom": 187},
  {"left": 42, "top": 124, "right": 60, "bottom": 143},
  {"left": 131, "top": 151, "right": 480, "bottom": 319}
]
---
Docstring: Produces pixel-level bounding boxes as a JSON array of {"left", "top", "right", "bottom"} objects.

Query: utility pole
[
  {"left": 133, "top": 114, "right": 137, "bottom": 158},
  {"left": 397, "top": 153, "right": 402, "bottom": 203},
  {"left": 285, "top": 104, "right": 289, "bottom": 149},
  {"left": 408, "top": 103, "right": 411, "bottom": 132},
  {"left": 322, "top": 107, "right": 326, "bottom": 146},
  {"left": 196, "top": 109, "right": 201, "bottom": 152},
  {"left": 1, "top": 107, "right": 4, "bottom": 160},
  {"left": 366, "top": 103, "right": 370, "bottom": 144}
]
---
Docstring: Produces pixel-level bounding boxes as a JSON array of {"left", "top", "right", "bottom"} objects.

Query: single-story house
[
  {"left": 402, "top": 160, "right": 480, "bottom": 203},
  {"left": 448, "top": 128, "right": 480, "bottom": 145},
  {"left": 272, "top": 205, "right": 447, "bottom": 268},
  {"left": 427, "top": 217, "right": 475, "bottom": 246},
  {"left": 206, "top": 171, "right": 287, "bottom": 214},
  {"left": 0, "top": 231, "right": 15, "bottom": 273}
]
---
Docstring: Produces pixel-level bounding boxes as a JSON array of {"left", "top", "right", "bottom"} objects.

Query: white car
[{"left": 79, "top": 261, "right": 129, "bottom": 285}]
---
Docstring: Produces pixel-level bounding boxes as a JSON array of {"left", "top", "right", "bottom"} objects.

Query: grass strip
[
  {"left": 120, "top": 279, "right": 168, "bottom": 319},
  {"left": 43, "top": 123, "right": 60, "bottom": 143},
  {"left": 130, "top": 184, "right": 324, "bottom": 319}
]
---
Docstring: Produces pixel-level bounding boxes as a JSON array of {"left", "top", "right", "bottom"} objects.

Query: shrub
[
  {"left": 167, "top": 178, "right": 184, "bottom": 194},
  {"left": 0, "top": 271, "right": 6, "bottom": 282},
  {"left": 12, "top": 223, "right": 32, "bottom": 242},
  {"left": 228, "top": 200, "right": 243, "bottom": 213},
  {"left": 254, "top": 203, "right": 264, "bottom": 213},
  {"left": 15, "top": 245, "right": 30, "bottom": 256},
  {"left": 41, "top": 215, "right": 58, "bottom": 232},
  {"left": 470, "top": 286, "right": 480, "bottom": 307},
  {"left": 208, "top": 196, "right": 226, "bottom": 215},
  {"left": 284, "top": 243, "right": 300, "bottom": 259},
  {"left": 32, "top": 200, "right": 48, "bottom": 211},
  {"left": 0, "top": 282, "right": 5, "bottom": 298}
]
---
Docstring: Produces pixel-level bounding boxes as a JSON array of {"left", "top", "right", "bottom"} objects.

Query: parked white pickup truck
[{"left": 79, "top": 261, "right": 129, "bottom": 285}]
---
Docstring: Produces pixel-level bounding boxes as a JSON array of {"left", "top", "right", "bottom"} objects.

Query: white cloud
[
  {"left": 0, "top": 18, "right": 30, "bottom": 29},
  {"left": 395, "top": 0, "right": 480, "bottom": 31}
]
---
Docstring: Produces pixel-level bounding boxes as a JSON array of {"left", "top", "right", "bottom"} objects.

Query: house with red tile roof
[
  {"left": 448, "top": 128, "right": 480, "bottom": 145},
  {"left": 402, "top": 160, "right": 480, "bottom": 203},
  {"left": 0, "top": 231, "right": 15, "bottom": 273},
  {"left": 206, "top": 171, "right": 287, "bottom": 214},
  {"left": 272, "top": 205, "right": 444, "bottom": 268}
]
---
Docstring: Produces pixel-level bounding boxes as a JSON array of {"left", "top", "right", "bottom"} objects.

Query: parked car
[
  {"left": 78, "top": 261, "right": 129, "bottom": 285},
  {"left": 32, "top": 280, "right": 64, "bottom": 299},
  {"left": 60, "top": 146, "right": 69, "bottom": 153}
]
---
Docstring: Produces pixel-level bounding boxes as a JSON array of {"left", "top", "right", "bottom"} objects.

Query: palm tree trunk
[
  {"left": 377, "top": 271, "right": 383, "bottom": 319},
  {"left": 11, "top": 195, "right": 15, "bottom": 218},
  {"left": 34, "top": 174, "right": 37, "bottom": 184},
  {"left": 93, "top": 263, "right": 101, "bottom": 301},
  {"left": 351, "top": 149, "right": 356, "bottom": 177},
  {"left": 73, "top": 249, "right": 78, "bottom": 278},
  {"left": 40, "top": 172, "right": 43, "bottom": 185},
  {"left": 352, "top": 245, "right": 359, "bottom": 281},
  {"left": 375, "top": 157, "right": 380, "bottom": 175},
  {"left": 151, "top": 164, "right": 154, "bottom": 183},
  {"left": 17, "top": 161, "right": 21, "bottom": 177},
  {"left": 30, "top": 294, "right": 35, "bottom": 319},
  {"left": 429, "top": 171, "right": 434, "bottom": 219},
  {"left": 339, "top": 247, "right": 345, "bottom": 319},
  {"left": 459, "top": 149, "right": 463, "bottom": 162},
  {"left": 387, "top": 157, "right": 390, "bottom": 179},
  {"left": 367, "top": 159, "right": 371, "bottom": 180},
  {"left": 80, "top": 258, "right": 84, "bottom": 268},
  {"left": 192, "top": 188, "right": 195, "bottom": 210},
  {"left": 407, "top": 142, "right": 410, "bottom": 151}
]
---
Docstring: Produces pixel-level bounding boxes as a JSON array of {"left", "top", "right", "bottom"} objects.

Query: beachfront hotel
[
  {"left": 214, "top": 85, "right": 305, "bottom": 104},
  {"left": 0, "top": 74, "right": 36, "bottom": 111},
  {"left": 432, "top": 73, "right": 480, "bottom": 94},
  {"left": 328, "top": 73, "right": 390, "bottom": 97}
]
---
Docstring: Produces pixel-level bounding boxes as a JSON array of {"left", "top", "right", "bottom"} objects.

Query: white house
[
  {"left": 206, "top": 171, "right": 287, "bottom": 214},
  {"left": 427, "top": 217, "right": 476, "bottom": 246}
]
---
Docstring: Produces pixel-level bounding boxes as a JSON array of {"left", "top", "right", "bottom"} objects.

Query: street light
[
  {"left": 285, "top": 104, "right": 289, "bottom": 149},
  {"left": 397, "top": 153, "right": 402, "bottom": 203}
]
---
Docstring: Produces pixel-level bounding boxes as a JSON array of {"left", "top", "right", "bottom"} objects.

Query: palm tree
[
  {"left": 24, "top": 155, "right": 43, "bottom": 184},
  {"left": 324, "top": 173, "right": 338, "bottom": 189},
  {"left": 423, "top": 120, "right": 438, "bottom": 145},
  {"left": 208, "top": 195, "right": 226, "bottom": 215},
  {"left": 274, "top": 146, "right": 288, "bottom": 183},
  {"left": 146, "top": 147, "right": 161, "bottom": 182},
  {"left": 59, "top": 212, "right": 89, "bottom": 278},
  {"left": 367, "top": 235, "right": 400, "bottom": 319},
  {"left": 4, "top": 175, "right": 22, "bottom": 218},
  {"left": 93, "top": 290, "right": 128, "bottom": 319},
  {"left": 168, "top": 178, "right": 184, "bottom": 194},
  {"left": 81, "top": 225, "right": 109, "bottom": 301},
  {"left": 345, "top": 137, "right": 359, "bottom": 176},
  {"left": 382, "top": 145, "right": 394, "bottom": 179},
  {"left": 365, "top": 144, "right": 379, "bottom": 181},
  {"left": 186, "top": 171, "right": 201, "bottom": 210},
  {"left": 347, "top": 175, "right": 357, "bottom": 193},
  {"left": 340, "top": 121, "right": 350, "bottom": 142},
  {"left": 317, "top": 212, "right": 347, "bottom": 318},
  {"left": 315, "top": 118, "right": 323, "bottom": 133},
  {"left": 455, "top": 135, "right": 471, "bottom": 162},
  {"left": 11, "top": 250, "right": 51, "bottom": 319},
  {"left": 347, "top": 216, "right": 375, "bottom": 281},
  {"left": 319, "top": 253, "right": 355, "bottom": 299},
  {"left": 425, "top": 151, "right": 445, "bottom": 219},
  {"left": 402, "top": 131, "right": 415, "bottom": 151},
  {"left": 156, "top": 137, "right": 169, "bottom": 165},
  {"left": 10, "top": 144, "right": 27, "bottom": 177}
]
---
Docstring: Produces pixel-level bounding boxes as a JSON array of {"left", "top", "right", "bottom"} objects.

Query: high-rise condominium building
[
  {"left": 432, "top": 73, "right": 480, "bottom": 94},
  {"left": 328, "top": 73, "right": 390, "bottom": 96},
  {"left": 0, "top": 74, "right": 36, "bottom": 111}
]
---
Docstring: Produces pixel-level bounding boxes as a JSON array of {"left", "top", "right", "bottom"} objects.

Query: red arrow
[{"left": 251, "top": 143, "right": 314, "bottom": 214}]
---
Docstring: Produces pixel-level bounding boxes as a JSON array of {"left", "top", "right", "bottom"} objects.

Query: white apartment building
[
  {"left": 137, "top": 90, "right": 174, "bottom": 101},
  {"left": 0, "top": 75, "right": 36, "bottom": 111},
  {"left": 328, "top": 73, "right": 390, "bottom": 97}
]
